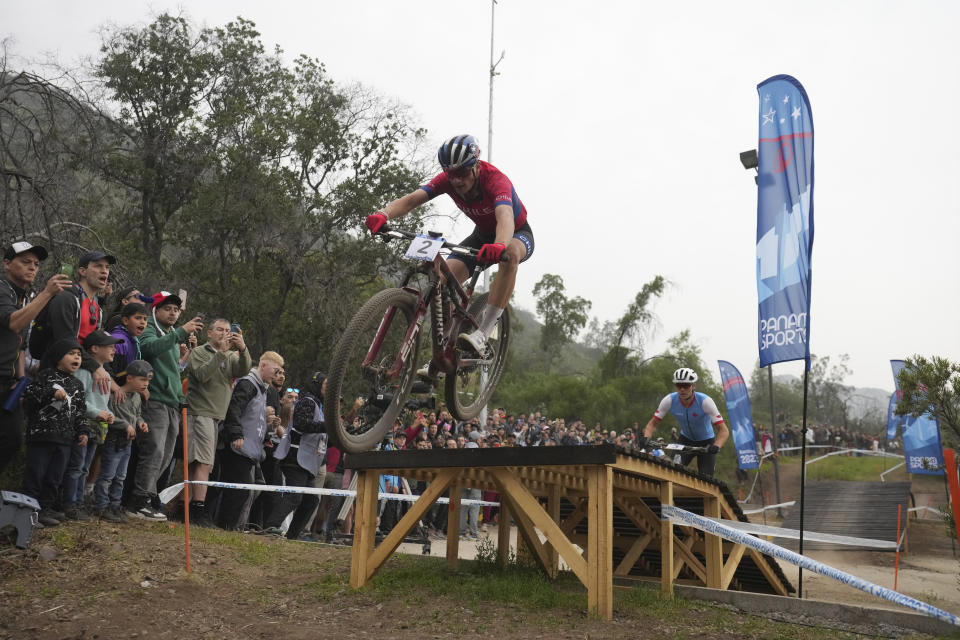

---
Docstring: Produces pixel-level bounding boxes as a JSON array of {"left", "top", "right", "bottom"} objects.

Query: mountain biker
[
  {"left": 365, "top": 134, "right": 533, "bottom": 366},
  {"left": 642, "top": 368, "right": 730, "bottom": 477}
]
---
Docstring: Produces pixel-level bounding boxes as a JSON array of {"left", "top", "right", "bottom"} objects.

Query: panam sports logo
[{"left": 759, "top": 311, "right": 807, "bottom": 352}]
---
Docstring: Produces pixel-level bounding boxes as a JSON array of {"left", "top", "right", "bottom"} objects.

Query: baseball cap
[
  {"left": 83, "top": 330, "right": 125, "bottom": 347},
  {"left": 3, "top": 241, "right": 48, "bottom": 261},
  {"left": 126, "top": 359, "right": 154, "bottom": 378},
  {"left": 78, "top": 250, "right": 117, "bottom": 267},
  {"left": 149, "top": 291, "right": 183, "bottom": 309}
]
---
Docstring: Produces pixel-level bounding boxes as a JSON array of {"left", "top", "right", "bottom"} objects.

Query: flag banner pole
[{"left": 799, "top": 363, "right": 810, "bottom": 598}]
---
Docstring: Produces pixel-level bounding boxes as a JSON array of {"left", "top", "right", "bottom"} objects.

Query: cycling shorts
[{"left": 447, "top": 221, "right": 534, "bottom": 273}]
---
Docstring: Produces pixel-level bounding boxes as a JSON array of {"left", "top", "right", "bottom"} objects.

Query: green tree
[
  {"left": 531, "top": 274, "right": 591, "bottom": 371},
  {"left": 895, "top": 355, "right": 960, "bottom": 446},
  {"left": 597, "top": 275, "right": 666, "bottom": 380}
]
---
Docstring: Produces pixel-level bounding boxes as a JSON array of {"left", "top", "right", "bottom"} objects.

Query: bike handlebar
[{"left": 377, "top": 226, "right": 509, "bottom": 262}]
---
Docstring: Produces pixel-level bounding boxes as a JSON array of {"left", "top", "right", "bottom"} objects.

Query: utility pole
[{"left": 480, "top": 0, "right": 504, "bottom": 428}]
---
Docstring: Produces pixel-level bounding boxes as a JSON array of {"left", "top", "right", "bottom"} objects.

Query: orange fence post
[
  {"left": 894, "top": 503, "right": 901, "bottom": 590},
  {"left": 943, "top": 449, "right": 960, "bottom": 550},
  {"left": 181, "top": 379, "right": 191, "bottom": 573}
]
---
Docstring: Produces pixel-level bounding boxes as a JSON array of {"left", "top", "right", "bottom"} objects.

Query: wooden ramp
[
  {"left": 780, "top": 481, "right": 913, "bottom": 550},
  {"left": 344, "top": 444, "right": 793, "bottom": 620}
]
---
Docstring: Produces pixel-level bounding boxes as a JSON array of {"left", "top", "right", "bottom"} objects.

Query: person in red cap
[
  {"left": 0, "top": 241, "right": 71, "bottom": 474},
  {"left": 126, "top": 291, "right": 203, "bottom": 520}
]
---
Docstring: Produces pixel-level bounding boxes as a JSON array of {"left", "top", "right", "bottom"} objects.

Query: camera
[{"left": 405, "top": 396, "right": 435, "bottom": 412}]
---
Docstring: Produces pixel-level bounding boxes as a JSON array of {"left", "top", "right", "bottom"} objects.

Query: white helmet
[{"left": 672, "top": 368, "right": 698, "bottom": 384}]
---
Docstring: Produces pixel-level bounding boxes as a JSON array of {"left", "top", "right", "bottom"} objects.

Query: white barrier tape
[
  {"left": 740, "top": 501, "right": 796, "bottom": 515},
  {"left": 909, "top": 506, "right": 941, "bottom": 515},
  {"left": 660, "top": 505, "right": 959, "bottom": 626},
  {"left": 806, "top": 448, "right": 905, "bottom": 465},
  {"left": 159, "top": 480, "right": 500, "bottom": 507},
  {"left": 700, "top": 516, "right": 899, "bottom": 550}
]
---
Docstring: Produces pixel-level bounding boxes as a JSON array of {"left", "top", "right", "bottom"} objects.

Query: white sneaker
[
  {"left": 416, "top": 363, "right": 443, "bottom": 384},
  {"left": 457, "top": 329, "right": 488, "bottom": 356}
]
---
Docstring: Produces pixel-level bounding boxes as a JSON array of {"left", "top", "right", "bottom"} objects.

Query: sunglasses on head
[{"left": 286, "top": 388, "right": 299, "bottom": 393}]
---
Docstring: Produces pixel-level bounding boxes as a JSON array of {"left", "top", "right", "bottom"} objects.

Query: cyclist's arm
[
  {"left": 643, "top": 396, "right": 673, "bottom": 438},
  {"left": 701, "top": 396, "right": 730, "bottom": 448},
  {"left": 493, "top": 205, "right": 515, "bottom": 246},
  {"left": 381, "top": 189, "right": 430, "bottom": 221}
]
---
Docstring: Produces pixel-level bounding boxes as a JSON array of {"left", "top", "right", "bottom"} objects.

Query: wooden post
[
  {"left": 587, "top": 465, "right": 613, "bottom": 619},
  {"left": 546, "top": 482, "right": 562, "bottom": 578},
  {"left": 446, "top": 479, "right": 462, "bottom": 570},
  {"left": 660, "top": 480, "right": 674, "bottom": 595},
  {"left": 349, "top": 470, "right": 380, "bottom": 589},
  {"left": 497, "top": 493, "right": 511, "bottom": 567},
  {"left": 704, "top": 496, "right": 723, "bottom": 588}
]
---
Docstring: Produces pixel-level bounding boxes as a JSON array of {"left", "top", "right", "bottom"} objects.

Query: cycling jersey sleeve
[
  {"left": 701, "top": 396, "right": 725, "bottom": 424},
  {"left": 486, "top": 171, "right": 515, "bottom": 208},
  {"left": 420, "top": 172, "right": 450, "bottom": 200},
  {"left": 653, "top": 395, "right": 672, "bottom": 421}
]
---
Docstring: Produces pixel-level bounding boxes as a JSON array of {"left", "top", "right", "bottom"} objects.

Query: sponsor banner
[
  {"left": 886, "top": 391, "right": 900, "bottom": 441},
  {"left": 718, "top": 360, "right": 759, "bottom": 470},
  {"left": 756, "top": 75, "right": 814, "bottom": 366},
  {"left": 891, "top": 359, "right": 944, "bottom": 474}
]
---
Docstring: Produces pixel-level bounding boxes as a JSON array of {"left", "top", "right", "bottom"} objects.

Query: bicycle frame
[{"left": 361, "top": 243, "right": 485, "bottom": 382}]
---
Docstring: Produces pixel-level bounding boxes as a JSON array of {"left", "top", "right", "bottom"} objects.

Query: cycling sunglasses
[
  {"left": 675, "top": 383, "right": 693, "bottom": 389},
  {"left": 445, "top": 166, "right": 473, "bottom": 179}
]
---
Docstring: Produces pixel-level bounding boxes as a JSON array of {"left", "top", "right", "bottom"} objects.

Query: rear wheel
[
  {"left": 325, "top": 288, "right": 421, "bottom": 453},
  {"left": 445, "top": 293, "right": 510, "bottom": 421}
]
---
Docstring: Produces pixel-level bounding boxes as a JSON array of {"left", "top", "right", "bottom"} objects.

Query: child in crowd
[
  {"left": 109, "top": 302, "right": 148, "bottom": 383},
  {"left": 20, "top": 338, "right": 88, "bottom": 526},
  {"left": 93, "top": 359, "right": 152, "bottom": 522},
  {"left": 60, "top": 330, "right": 123, "bottom": 520}
]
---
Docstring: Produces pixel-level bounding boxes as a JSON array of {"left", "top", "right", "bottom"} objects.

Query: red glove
[
  {"left": 365, "top": 212, "right": 388, "bottom": 234},
  {"left": 477, "top": 242, "right": 506, "bottom": 264}
]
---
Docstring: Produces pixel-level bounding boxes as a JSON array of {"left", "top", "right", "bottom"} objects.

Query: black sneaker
[
  {"left": 38, "top": 509, "right": 63, "bottom": 527},
  {"left": 99, "top": 507, "right": 123, "bottom": 523},
  {"left": 64, "top": 506, "right": 92, "bottom": 522},
  {"left": 188, "top": 502, "right": 215, "bottom": 528}
]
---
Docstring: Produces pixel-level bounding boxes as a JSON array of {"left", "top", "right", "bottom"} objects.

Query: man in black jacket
[
  {"left": 30, "top": 251, "right": 117, "bottom": 397},
  {"left": 0, "top": 242, "right": 71, "bottom": 474}
]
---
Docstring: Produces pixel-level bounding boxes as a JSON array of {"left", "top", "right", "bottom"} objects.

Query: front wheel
[
  {"left": 325, "top": 288, "right": 421, "bottom": 453},
  {"left": 445, "top": 293, "right": 510, "bottom": 421}
]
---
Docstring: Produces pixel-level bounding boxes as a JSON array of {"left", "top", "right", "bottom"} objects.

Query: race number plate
[
  {"left": 665, "top": 443, "right": 684, "bottom": 451},
  {"left": 404, "top": 235, "right": 444, "bottom": 261}
]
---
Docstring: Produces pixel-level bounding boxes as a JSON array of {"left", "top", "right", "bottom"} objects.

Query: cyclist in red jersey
[{"left": 365, "top": 134, "right": 534, "bottom": 363}]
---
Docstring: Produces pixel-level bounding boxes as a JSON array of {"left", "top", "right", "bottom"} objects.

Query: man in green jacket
[
  {"left": 126, "top": 291, "right": 203, "bottom": 520},
  {"left": 181, "top": 318, "right": 250, "bottom": 526}
]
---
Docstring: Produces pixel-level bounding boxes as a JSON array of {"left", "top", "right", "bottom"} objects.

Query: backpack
[{"left": 28, "top": 289, "right": 81, "bottom": 360}]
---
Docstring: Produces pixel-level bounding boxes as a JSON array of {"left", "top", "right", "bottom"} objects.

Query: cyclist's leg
[
  {"left": 487, "top": 223, "right": 534, "bottom": 309},
  {"left": 697, "top": 449, "right": 718, "bottom": 477}
]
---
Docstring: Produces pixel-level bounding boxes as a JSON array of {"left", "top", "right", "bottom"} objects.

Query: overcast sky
[{"left": 3, "top": 1, "right": 958, "bottom": 392}]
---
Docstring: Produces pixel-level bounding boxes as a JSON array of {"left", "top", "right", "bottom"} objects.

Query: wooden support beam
[
  {"left": 446, "top": 479, "right": 462, "bottom": 570},
  {"left": 672, "top": 533, "right": 706, "bottom": 584},
  {"left": 349, "top": 469, "right": 381, "bottom": 589},
  {"left": 546, "top": 483, "right": 562, "bottom": 578},
  {"left": 748, "top": 548, "right": 790, "bottom": 597},
  {"left": 488, "top": 468, "right": 589, "bottom": 586},
  {"left": 587, "top": 465, "right": 613, "bottom": 619},
  {"left": 614, "top": 533, "right": 652, "bottom": 576},
  {"left": 660, "top": 481, "right": 674, "bottom": 595},
  {"left": 560, "top": 498, "right": 587, "bottom": 536},
  {"left": 721, "top": 544, "right": 747, "bottom": 589},
  {"left": 497, "top": 492, "right": 511, "bottom": 567},
  {"left": 505, "top": 493, "right": 555, "bottom": 577},
  {"left": 704, "top": 497, "right": 723, "bottom": 588},
  {"left": 363, "top": 468, "right": 458, "bottom": 581}
]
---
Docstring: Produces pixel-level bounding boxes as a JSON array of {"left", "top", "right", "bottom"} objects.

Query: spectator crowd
[{"left": 0, "top": 241, "right": 889, "bottom": 546}]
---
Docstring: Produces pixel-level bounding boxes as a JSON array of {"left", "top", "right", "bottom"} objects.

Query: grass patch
[
  {"left": 153, "top": 523, "right": 274, "bottom": 566},
  {"left": 301, "top": 572, "right": 349, "bottom": 599},
  {"left": 805, "top": 454, "right": 904, "bottom": 481},
  {"left": 39, "top": 586, "right": 60, "bottom": 598}
]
